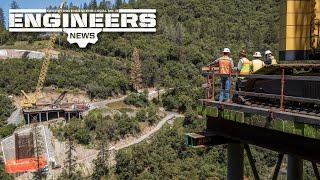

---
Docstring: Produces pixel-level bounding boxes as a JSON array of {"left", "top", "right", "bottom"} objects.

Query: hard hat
[
  {"left": 265, "top": 50, "right": 272, "bottom": 55},
  {"left": 239, "top": 50, "right": 247, "bottom": 56},
  {"left": 223, "top": 48, "right": 231, "bottom": 53},
  {"left": 253, "top": 52, "right": 262, "bottom": 58}
]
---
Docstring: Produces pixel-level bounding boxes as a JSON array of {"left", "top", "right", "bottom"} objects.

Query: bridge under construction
[
  {"left": 187, "top": 0, "right": 320, "bottom": 179},
  {"left": 186, "top": 64, "right": 320, "bottom": 180}
]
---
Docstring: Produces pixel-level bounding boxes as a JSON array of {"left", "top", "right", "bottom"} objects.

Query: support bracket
[
  {"left": 272, "top": 153, "right": 284, "bottom": 180},
  {"left": 244, "top": 144, "right": 260, "bottom": 180}
]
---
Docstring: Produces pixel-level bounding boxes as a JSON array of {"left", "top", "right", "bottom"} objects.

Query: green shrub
[
  {"left": 124, "top": 90, "right": 149, "bottom": 107},
  {"left": 0, "top": 124, "right": 16, "bottom": 138}
]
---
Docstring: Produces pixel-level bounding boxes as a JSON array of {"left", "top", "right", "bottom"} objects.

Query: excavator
[{"left": 20, "top": 1, "right": 66, "bottom": 109}]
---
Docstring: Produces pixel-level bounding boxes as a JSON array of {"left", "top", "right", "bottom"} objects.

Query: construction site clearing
[{"left": 19, "top": 90, "right": 90, "bottom": 124}]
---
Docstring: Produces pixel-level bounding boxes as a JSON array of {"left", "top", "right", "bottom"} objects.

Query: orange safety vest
[
  {"left": 240, "top": 58, "right": 251, "bottom": 75},
  {"left": 218, "top": 56, "right": 232, "bottom": 74}
]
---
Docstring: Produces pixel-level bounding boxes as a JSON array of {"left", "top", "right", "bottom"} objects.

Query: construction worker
[
  {"left": 236, "top": 50, "right": 251, "bottom": 92},
  {"left": 252, "top": 52, "right": 265, "bottom": 73},
  {"left": 237, "top": 50, "right": 251, "bottom": 75},
  {"left": 265, "top": 50, "right": 278, "bottom": 65},
  {"left": 210, "top": 48, "right": 234, "bottom": 102}
]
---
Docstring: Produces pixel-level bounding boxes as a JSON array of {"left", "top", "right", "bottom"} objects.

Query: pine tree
[
  {"left": 83, "top": 3, "right": 88, "bottom": 9},
  {"left": 92, "top": 116, "right": 109, "bottom": 179},
  {"left": 175, "top": 22, "right": 186, "bottom": 61},
  {"left": 89, "top": 0, "right": 98, "bottom": 9},
  {"left": 130, "top": 48, "right": 142, "bottom": 91},
  {"left": 99, "top": 0, "right": 106, "bottom": 9},
  {"left": 59, "top": 120, "right": 80, "bottom": 179},
  {"left": 99, "top": 0, "right": 111, "bottom": 9},
  {"left": 10, "top": 0, "right": 19, "bottom": 9},
  {"left": 66, "top": 137, "right": 76, "bottom": 177},
  {"left": 32, "top": 124, "right": 45, "bottom": 180},
  {"left": 128, "top": 0, "right": 136, "bottom": 6},
  {"left": 115, "top": 0, "right": 123, "bottom": 8},
  {"left": 106, "top": 1, "right": 112, "bottom": 9},
  {"left": 58, "top": 137, "right": 79, "bottom": 179},
  {"left": 0, "top": 8, "right": 5, "bottom": 31}
]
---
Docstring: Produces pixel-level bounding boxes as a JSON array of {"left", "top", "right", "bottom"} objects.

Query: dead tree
[{"left": 130, "top": 47, "right": 142, "bottom": 91}]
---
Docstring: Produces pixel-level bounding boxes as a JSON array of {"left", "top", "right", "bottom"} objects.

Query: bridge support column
[
  {"left": 46, "top": 112, "right": 49, "bottom": 121},
  {"left": 27, "top": 113, "right": 30, "bottom": 125},
  {"left": 287, "top": 155, "right": 303, "bottom": 180},
  {"left": 227, "top": 143, "right": 244, "bottom": 180}
]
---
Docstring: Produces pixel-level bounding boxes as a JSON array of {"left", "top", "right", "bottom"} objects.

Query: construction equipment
[
  {"left": 52, "top": 91, "right": 67, "bottom": 106},
  {"left": 279, "top": 0, "right": 320, "bottom": 61},
  {"left": 20, "top": 1, "right": 66, "bottom": 109}
]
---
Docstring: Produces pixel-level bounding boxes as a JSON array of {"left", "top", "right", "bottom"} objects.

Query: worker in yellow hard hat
[
  {"left": 252, "top": 52, "right": 265, "bottom": 73},
  {"left": 265, "top": 50, "right": 278, "bottom": 65}
]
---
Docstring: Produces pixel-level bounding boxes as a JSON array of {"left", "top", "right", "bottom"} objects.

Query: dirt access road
[{"left": 75, "top": 111, "right": 183, "bottom": 175}]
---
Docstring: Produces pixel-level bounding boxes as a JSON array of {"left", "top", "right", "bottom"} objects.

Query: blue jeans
[{"left": 219, "top": 76, "right": 230, "bottom": 101}]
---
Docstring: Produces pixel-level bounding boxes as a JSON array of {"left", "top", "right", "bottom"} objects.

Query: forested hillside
[
  {"left": 0, "top": 0, "right": 280, "bottom": 98},
  {"left": 59, "top": 0, "right": 280, "bottom": 111}
]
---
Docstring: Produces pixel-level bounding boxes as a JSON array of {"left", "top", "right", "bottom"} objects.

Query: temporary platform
[{"left": 22, "top": 107, "right": 84, "bottom": 125}]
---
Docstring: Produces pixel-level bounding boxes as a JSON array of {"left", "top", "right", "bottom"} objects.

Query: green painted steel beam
[{"left": 198, "top": 105, "right": 320, "bottom": 140}]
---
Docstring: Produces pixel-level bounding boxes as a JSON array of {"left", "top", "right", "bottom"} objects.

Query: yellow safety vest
[
  {"left": 271, "top": 57, "right": 277, "bottom": 65},
  {"left": 252, "top": 59, "right": 264, "bottom": 73},
  {"left": 240, "top": 58, "right": 251, "bottom": 75}
]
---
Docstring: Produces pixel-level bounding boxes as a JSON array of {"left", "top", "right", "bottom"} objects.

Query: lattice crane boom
[{"left": 21, "top": 0, "right": 65, "bottom": 109}]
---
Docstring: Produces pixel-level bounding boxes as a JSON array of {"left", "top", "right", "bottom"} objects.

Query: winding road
[
  {"left": 7, "top": 89, "right": 183, "bottom": 170},
  {"left": 76, "top": 111, "right": 183, "bottom": 167}
]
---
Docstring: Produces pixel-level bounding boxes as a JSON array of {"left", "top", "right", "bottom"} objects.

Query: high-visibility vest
[
  {"left": 239, "top": 58, "right": 251, "bottom": 75},
  {"left": 252, "top": 59, "right": 264, "bottom": 73},
  {"left": 271, "top": 57, "right": 278, "bottom": 65},
  {"left": 218, "top": 56, "right": 232, "bottom": 74}
]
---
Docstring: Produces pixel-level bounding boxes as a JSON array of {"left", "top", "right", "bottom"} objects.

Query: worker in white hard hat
[
  {"left": 252, "top": 52, "right": 265, "bottom": 73},
  {"left": 209, "top": 48, "right": 234, "bottom": 102},
  {"left": 264, "top": 50, "right": 278, "bottom": 65}
]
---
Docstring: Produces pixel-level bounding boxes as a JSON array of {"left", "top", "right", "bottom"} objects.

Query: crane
[{"left": 20, "top": 0, "right": 66, "bottom": 109}]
